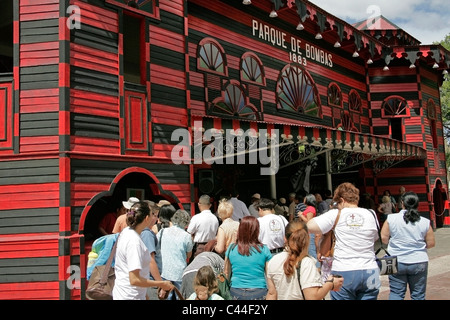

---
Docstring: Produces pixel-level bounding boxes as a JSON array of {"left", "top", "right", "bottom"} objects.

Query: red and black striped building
[{"left": 0, "top": 0, "right": 449, "bottom": 299}]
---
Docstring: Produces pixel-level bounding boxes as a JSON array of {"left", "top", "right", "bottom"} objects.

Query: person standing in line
[
  {"left": 294, "top": 194, "right": 306, "bottom": 220},
  {"left": 257, "top": 198, "right": 289, "bottom": 256},
  {"left": 140, "top": 201, "right": 164, "bottom": 300},
  {"left": 228, "top": 190, "right": 251, "bottom": 221},
  {"left": 307, "top": 182, "right": 381, "bottom": 300},
  {"left": 315, "top": 193, "right": 328, "bottom": 215},
  {"left": 153, "top": 203, "right": 177, "bottom": 283},
  {"left": 187, "top": 195, "right": 219, "bottom": 260},
  {"left": 324, "top": 189, "right": 333, "bottom": 209},
  {"left": 214, "top": 199, "right": 240, "bottom": 256},
  {"left": 360, "top": 192, "right": 376, "bottom": 211},
  {"left": 248, "top": 193, "right": 261, "bottom": 218},
  {"left": 378, "top": 195, "right": 395, "bottom": 224},
  {"left": 98, "top": 201, "right": 126, "bottom": 235},
  {"left": 112, "top": 197, "right": 140, "bottom": 234},
  {"left": 266, "top": 220, "right": 344, "bottom": 300},
  {"left": 151, "top": 200, "right": 171, "bottom": 233},
  {"left": 112, "top": 201, "right": 174, "bottom": 300},
  {"left": 274, "top": 197, "right": 290, "bottom": 220},
  {"left": 396, "top": 186, "right": 406, "bottom": 212},
  {"left": 383, "top": 190, "right": 397, "bottom": 213},
  {"left": 432, "top": 180, "right": 447, "bottom": 228},
  {"left": 224, "top": 216, "right": 272, "bottom": 300},
  {"left": 288, "top": 192, "right": 296, "bottom": 222},
  {"left": 380, "top": 191, "right": 435, "bottom": 300},
  {"left": 157, "top": 209, "right": 193, "bottom": 300},
  {"left": 297, "top": 194, "right": 320, "bottom": 266}
]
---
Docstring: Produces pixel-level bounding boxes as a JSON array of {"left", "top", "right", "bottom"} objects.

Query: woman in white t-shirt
[
  {"left": 266, "top": 220, "right": 343, "bottom": 300},
  {"left": 307, "top": 182, "right": 381, "bottom": 300},
  {"left": 112, "top": 201, "right": 174, "bottom": 300}
]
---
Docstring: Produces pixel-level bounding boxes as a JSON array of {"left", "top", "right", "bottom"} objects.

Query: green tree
[{"left": 435, "top": 34, "right": 450, "bottom": 167}]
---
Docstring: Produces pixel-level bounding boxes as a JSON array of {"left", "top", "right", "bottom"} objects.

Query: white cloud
[{"left": 308, "top": 0, "right": 450, "bottom": 44}]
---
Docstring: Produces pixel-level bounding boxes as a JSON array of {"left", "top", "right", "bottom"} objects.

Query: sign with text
[{"left": 251, "top": 19, "right": 333, "bottom": 68}]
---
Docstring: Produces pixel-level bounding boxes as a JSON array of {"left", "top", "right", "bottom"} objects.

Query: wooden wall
[{"left": 0, "top": 0, "right": 189, "bottom": 300}]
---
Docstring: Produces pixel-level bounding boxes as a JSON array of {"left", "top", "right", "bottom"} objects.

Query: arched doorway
[{"left": 78, "top": 167, "right": 183, "bottom": 280}]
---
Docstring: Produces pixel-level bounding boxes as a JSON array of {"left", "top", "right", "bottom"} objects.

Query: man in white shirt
[
  {"left": 257, "top": 198, "right": 288, "bottom": 255},
  {"left": 228, "top": 191, "right": 250, "bottom": 221},
  {"left": 187, "top": 194, "right": 219, "bottom": 260}
]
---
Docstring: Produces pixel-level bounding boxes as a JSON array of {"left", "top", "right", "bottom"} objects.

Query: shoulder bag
[
  {"left": 318, "top": 209, "right": 341, "bottom": 258},
  {"left": 368, "top": 209, "right": 398, "bottom": 275},
  {"left": 85, "top": 233, "right": 119, "bottom": 300},
  {"left": 217, "top": 272, "right": 232, "bottom": 300},
  {"left": 296, "top": 259, "right": 325, "bottom": 300}
]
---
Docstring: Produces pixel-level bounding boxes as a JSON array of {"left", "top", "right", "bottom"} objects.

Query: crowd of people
[{"left": 89, "top": 183, "right": 436, "bottom": 300}]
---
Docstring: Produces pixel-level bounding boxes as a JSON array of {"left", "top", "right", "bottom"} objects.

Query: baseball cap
[
  {"left": 123, "top": 197, "right": 140, "bottom": 209},
  {"left": 252, "top": 193, "right": 261, "bottom": 199}
]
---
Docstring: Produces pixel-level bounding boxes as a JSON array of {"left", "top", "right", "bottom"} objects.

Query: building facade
[{"left": 0, "top": 0, "right": 448, "bottom": 299}]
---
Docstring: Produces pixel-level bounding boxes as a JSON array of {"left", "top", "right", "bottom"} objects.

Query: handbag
[
  {"left": 318, "top": 209, "right": 341, "bottom": 257},
  {"left": 368, "top": 209, "right": 398, "bottom": 275},
  {"left": 157, "top": 285, "right": 185, "bottom": 300},
  {"left": 217, "top": 272, "right": 232, "bottom": 300},
  {"left": 376, "top": 247, "right": 398, "bottom": 275},
  {"left": 85, "top": 234, "right": 119, "bottom": 300}
]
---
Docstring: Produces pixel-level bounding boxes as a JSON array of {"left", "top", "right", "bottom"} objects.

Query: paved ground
[{"left": 377, "top": 227, "right": 450, "bottom": 300}]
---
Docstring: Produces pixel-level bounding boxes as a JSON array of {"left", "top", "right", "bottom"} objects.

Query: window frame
[
  {"left": 276, "top": 63, "right": 322, "bottom": 118},
  {"left": 197, "top": 38, "right": 228, "bottom": 76}
]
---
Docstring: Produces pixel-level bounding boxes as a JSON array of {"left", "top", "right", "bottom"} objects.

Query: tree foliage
[
  {"left": 437, "top": 34, "right": 450, "bottom": 141},
  {"left": 436, "top": 34, "right": 450, "bottom": 167}
]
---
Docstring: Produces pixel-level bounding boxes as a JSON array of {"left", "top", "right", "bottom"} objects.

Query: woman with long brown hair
[
  {"left": 224, "top": 215, "right": 272, "bottom": 300},
  {"left": 266, "top": 221, "right": 343, "bottom": 300}
]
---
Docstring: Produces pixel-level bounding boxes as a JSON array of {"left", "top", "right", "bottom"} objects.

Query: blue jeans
[
  {"left": 330, "top": 268, "right": 380, "bottom": 300},
  {"left": 230, "top": 287, "right": 267, "bottom": 300},
  {"left": 388, "top": 261, "right": 428, "bottom": 300}
]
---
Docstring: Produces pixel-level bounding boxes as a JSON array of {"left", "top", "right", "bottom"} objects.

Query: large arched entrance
[{"left": 78, "top": 167, "right": 183, "bottom": 281}]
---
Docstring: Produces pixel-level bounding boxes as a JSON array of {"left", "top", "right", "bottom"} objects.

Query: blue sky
[{"left": 309, "top": 0, "right": 450, "bottom": 45}]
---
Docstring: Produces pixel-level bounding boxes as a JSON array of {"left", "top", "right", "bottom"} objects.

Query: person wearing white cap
[
  {"left": 113, "top": 197, "right": 140, "bottom": 233},
  {"left": 248, "top": 193, "right": 260, "bottom": 218},
  {"left": 123, "top": 197, "right": 140, "bottom": 209}
]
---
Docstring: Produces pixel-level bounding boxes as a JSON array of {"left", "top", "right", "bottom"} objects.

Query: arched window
[
  {"left": 337, "top": 111, "right": 358, "bottom": 132},
  {"left": 276, "top": 64, "right": 321, "bottom": 117},
  {"left": 427, "top": 99, "right": 438, "bottom": 149},
  {"left": 327, "top": 83, "right": 342, "bottom": 107},
  {"left": 381, "top": 95, "right": 410, "bottom": 117},
  {"left": 241, "top": 52, "right": 265, "bottom": 85},
  {"left": 211, "top": 82, "right": 259, "bottom": 120},
  {"left": 348, "top": 89, "right": 361, "bottom": 112},
  {"left": 197, "top": 38, "right": 227, "bottom": 75},
  {"left": 382, "top": 95, "right": 409, "bottom": 141}
]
